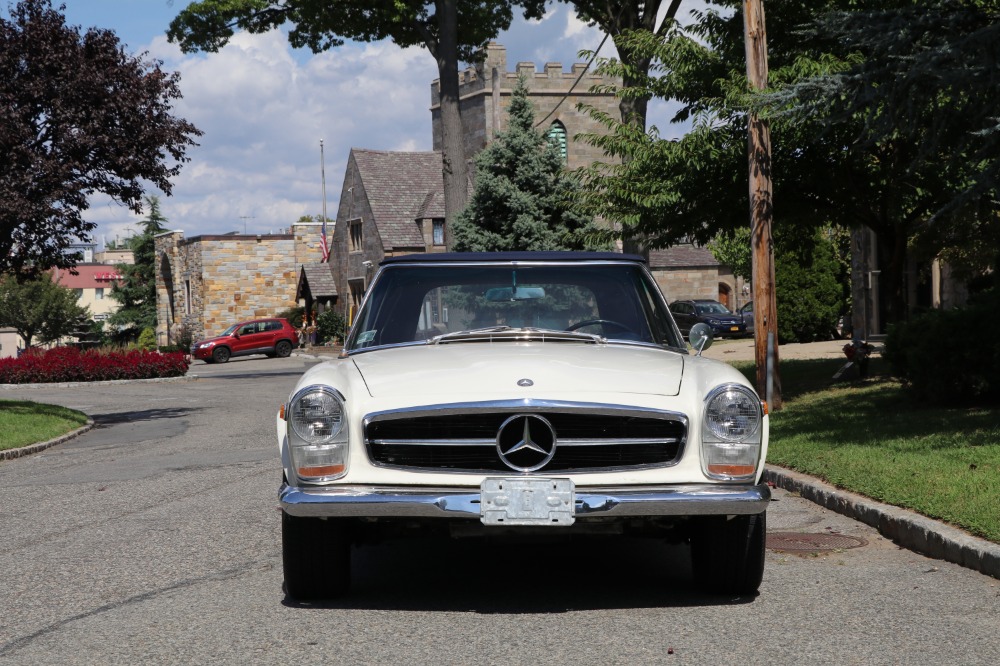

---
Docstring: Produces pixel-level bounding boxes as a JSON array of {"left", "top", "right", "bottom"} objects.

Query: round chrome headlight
[
  {"left": 288, "top": 386, "right": 345, "bottom": 443},
  {"left": 704, "top": 385, "right": 761, "bottom": 442}
]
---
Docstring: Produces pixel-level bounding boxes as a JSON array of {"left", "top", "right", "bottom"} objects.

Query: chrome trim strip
[
  {"left": 370, "top": 437, "right": 680, "bottom": 447},
  {"left": 279, "top": 483, "right": 770, "bottom": 518},
  {"left": 364, "top": 400, "right": 688, "bottom": 425}
]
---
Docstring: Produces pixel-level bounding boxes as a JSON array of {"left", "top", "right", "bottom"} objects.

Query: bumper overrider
[{"left": 279, "top": 482, "right": 771, "bottom": 519}]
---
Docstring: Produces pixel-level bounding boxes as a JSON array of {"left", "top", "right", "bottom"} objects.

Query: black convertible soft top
[{"left": 380, "top": 251, "right": 645, "bottom": 266}]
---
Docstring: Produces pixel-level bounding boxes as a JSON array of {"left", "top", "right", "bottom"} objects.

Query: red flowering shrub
[{"left": 0, "top": 347, "right": 190, "bottom": 384}]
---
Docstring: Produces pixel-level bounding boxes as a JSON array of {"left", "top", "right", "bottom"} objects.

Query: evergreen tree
[
  {"left": 451, "top": 77, "right": 609, "bottom": 252},
  {"left": 108, "top": 196, "right": 168, "bottom": 339}
]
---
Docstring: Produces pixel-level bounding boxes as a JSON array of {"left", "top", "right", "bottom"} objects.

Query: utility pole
[
  {"left": 240, "top": 216, "right": 255, "bottom": 234},
  {"left": 743, "top": 0, "right": 782, "bottom": 409}
]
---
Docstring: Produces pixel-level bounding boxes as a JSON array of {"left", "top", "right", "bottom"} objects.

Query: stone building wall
[
  {"left": 155, "top": 224, "right": 326, "bottom": 346},
  {"left": 651, "top": 268, "right": 721, "bottom": 304},
  {"left": 431, "top": 43, "right": 622, "bottom": 171}
]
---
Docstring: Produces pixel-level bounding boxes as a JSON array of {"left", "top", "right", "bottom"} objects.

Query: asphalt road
[{"left": 1, "top": 355, "right": 998, "bottom": 665}]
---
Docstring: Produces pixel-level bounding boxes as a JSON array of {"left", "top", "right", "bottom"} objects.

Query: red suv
[{"left": 191, "top": 318, "right": 298, "bottom": 363}]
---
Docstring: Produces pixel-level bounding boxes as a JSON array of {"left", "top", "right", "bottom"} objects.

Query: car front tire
[
  {"left": 690, "top": 512, "right": 766, "bottom": 596},
  {"left": 212, "top": 347, "right": 231, "bottom": 363},
  {"left": 281, "top": 511, "right": 351, "bottom": 601}
]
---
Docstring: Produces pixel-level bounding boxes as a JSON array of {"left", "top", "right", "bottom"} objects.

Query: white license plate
[{"left": 480, "top": 478, "right": 575, "bottom": 526}]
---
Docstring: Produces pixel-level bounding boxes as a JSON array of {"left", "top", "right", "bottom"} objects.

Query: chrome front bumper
[{"left": 279, "top": 482, "right": 771, "bottom": 519}]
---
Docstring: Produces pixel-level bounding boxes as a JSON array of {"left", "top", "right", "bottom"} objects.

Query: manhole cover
[{"left": 766, "top": 532, "right": 867, "bottom": 554}]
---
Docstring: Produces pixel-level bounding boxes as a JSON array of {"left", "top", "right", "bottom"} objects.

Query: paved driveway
[{"left": 1, "top": 356, "right": 998, "bottom": 664}]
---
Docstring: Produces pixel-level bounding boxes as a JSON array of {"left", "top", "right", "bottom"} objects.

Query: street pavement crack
[{"left": 0, "top": 560, "right": 273, "bottom": 657}]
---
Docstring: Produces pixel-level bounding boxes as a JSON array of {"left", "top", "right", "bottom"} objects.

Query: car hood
[
  {"left": 194, "top": 335, "right": 229, "bottom": 345},
  {"left": 351, "top": 343, "right": 685, "bottom": 398}
]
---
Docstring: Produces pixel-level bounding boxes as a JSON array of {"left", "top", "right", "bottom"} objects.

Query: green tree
[
  {"left": 1, "top": 0, "right": 201, "bottom": 276},
  {"left": 709, "top": 228, "right": 752, "bottom": 282},
  {"left": 452, "top": 77, "right": 609, "bottom": 252},
  {"left": 0, "top": 272, "right": 90, "bottom": 348},
  {"left": 168, "top": 0, "right": 544, "bottom": 245},
  {"left": 563, "top": 0, "right": 684, "bottom": 130},
  {"left": 774, "top": 229, "right": 844, "bottom": 343},
  {"left": 575, "top": 0, "right": 979, "bottom": 326},
  {"left": 769, "top": 0, "right": 1000, "bottom": 286},
  {"left": 108, "top": 196, "right": 168, "bottom": 340}
]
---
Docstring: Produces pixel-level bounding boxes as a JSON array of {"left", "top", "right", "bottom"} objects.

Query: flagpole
[{"left": 320, "top": 139, "right": 329, "bottom": 263}]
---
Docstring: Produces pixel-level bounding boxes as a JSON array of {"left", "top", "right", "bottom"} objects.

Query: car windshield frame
[{"left": 344, "top": 258, "right": 687, "bottom": 355}]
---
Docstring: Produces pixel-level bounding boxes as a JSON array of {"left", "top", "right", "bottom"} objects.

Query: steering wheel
[{"left": 566, "top": 319, "right": 634, "bottom": 335}]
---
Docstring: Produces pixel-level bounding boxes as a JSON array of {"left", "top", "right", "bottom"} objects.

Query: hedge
[{"left": 0, "top": 347, "right": 190, "bottom": 384}]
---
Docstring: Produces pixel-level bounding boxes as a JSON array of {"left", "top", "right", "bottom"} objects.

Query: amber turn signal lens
[
  {"left": 279, "top": 404, "right": 286, "bottom": 420},
  {"left": 298, "top": 464, "right": 346, "bottom": 477},
  {"left": 707, "top": 464, "right": 756, "bottom": 477}
]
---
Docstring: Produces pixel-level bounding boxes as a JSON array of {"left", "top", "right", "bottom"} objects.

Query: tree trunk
[{"left": 434, "top": 0, "right": 468, "bottom": 250}]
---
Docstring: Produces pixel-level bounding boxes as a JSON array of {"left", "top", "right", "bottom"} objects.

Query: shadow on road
[{"left": 282, "top": 536, "right": 758, "bottom": 612}]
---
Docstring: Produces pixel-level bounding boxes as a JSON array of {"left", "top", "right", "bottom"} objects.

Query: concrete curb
[
  {"left": 1, "top": 374, "right": 198, "bottom": 391},
  {"left": 765, "top": 465, "right": 1000, "bottom": 580},
  {"left": 0, "top": 419, "right": 94, "bottom": 461}
]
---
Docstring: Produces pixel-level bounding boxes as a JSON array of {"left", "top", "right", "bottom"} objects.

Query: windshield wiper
[
  {"left": 429, "top": 326, "right": 605, "bottom": 345},
  {"left": 429, "top": 326, "right": 512, "bottom": 344}
]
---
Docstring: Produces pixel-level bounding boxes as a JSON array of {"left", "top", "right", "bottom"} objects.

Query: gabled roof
[
  {"left": 297, "top": 263, "right": 338, "bottom": 300},
  {"left": 648, "top": 245, "right": 720, "bottom": 269},
  {"left": 352, "top": 149, "right": 443, "bottom": 250}
]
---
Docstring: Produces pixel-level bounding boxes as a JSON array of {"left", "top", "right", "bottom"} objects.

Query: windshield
[
  {"left": 220, "top": 323, "right": 240, "bottom": 336},
  {"left": 696, "top": 302, "right": 732, "bottom": 315},
  {"left": 346, "top": 262, "right": 684, "bottom": 352}
]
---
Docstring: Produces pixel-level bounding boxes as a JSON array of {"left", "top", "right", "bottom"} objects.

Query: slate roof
[
  {"left": 648, "top": 245, "right": 720, "bottom": 269},
  {"left": 352, "top": 149, "right": 444, "bottom": 251},
  {"left": 297, "top": 263, "right": 338, "bottom": 300}
]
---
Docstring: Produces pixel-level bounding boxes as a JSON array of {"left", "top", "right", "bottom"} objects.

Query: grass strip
[
  {"left": 0, "top": 400, "right": 89, "bottom": 452},
  {"left": 732, "top": 358, "right": 1000, "bottom": 543}
]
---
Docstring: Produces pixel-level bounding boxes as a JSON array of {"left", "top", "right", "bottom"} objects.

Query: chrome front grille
[{"left": 364, "top": 401, "right": 687, "bottom": 474}]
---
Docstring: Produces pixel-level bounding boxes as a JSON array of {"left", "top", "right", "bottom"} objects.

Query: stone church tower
[{"left": 430, "top": 43, "right": 622, "bottom": 171}]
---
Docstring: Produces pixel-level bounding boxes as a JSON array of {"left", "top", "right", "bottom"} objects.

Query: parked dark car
[
  {"left": 669, "top": 299, "right": 746, "bottom": 338},
  {"left": 738, "top": 301, "right": 754, "bottom": 334},
  {"left": 191, "top": 318, "right": 298, "bottom": 363}
]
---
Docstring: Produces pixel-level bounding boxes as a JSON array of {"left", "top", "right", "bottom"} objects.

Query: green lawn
[
  {"left": 733, "top": 358, "right": 1000, "bottom": 543},
  {"left": 0, "top": 400, "right": 89, "bottom": 452}
]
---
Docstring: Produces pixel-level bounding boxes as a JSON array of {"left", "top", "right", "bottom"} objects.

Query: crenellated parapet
[{"left": 430, "top": 43, "right": 622, "bottom": 171}]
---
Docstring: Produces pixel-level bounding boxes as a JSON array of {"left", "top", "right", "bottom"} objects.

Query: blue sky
[{"left": 26, "top": 1, "right": 701, "bottom": 245}]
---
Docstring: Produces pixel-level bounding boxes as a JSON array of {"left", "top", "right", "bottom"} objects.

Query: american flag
[{"left": 320, "top": 217, "right": 330, "bottom": 262}]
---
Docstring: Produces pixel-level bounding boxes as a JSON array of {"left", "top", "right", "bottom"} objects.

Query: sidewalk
[{"left": 701, "top": 336, "right": 862, "bottom": 362}]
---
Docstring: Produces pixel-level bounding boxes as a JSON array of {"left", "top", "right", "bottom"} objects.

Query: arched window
[{"left": 546, "top": 121, "right": 568, "bottom": 163}]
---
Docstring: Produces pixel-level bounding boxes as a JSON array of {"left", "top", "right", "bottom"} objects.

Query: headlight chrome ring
[{"left": 288, "top": 385, "right": 346, "bottom": 444}]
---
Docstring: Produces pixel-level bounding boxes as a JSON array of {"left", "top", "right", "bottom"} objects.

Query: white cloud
[{"left": 80, "top": 5, "right": 704, "bottom": 246}]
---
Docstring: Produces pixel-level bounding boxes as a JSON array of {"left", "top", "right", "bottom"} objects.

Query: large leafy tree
[
  {"left": 168, "top": 0, "right": 545, "bottom": 248},
  {"left": 576, "top": 0, "right": 988, "bottom": 325},
  {"left": 0, "top": 272, "right": 89, "bottom": 348},
  {"left": 769, "top": 0, "right": 1000, "bottom": 284},
  {"left": 108, "top": 196, "right": 168, "bottom": 339},
  {"left": 564, "top": 0, "right": 683, "bottom": 130},
  {"left": 452, "top": 77, "right": 608, "bottom": 252},
  {"left": 0, "top": 0, "right": 201, "bottom": 276}
]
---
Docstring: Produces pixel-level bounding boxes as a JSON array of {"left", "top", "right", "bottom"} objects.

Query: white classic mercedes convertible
[{"left": 277, "top": 252, "right": 769, "bottom": 600}]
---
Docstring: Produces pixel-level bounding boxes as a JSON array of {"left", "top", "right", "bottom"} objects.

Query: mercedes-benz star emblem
[
  {"left": 496, "top": 414, "right": 557, "bottom": 472},
  {"left": 517, "top": 378, "right": 534, "bottom": 387}
]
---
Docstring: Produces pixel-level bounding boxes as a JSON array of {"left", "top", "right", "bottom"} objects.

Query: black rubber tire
[
  {"left": 275, "top": 340, "right": 293, "bottom": 358},
  {"left": 282, "top": 511, "right": 351, "bottom": 601},
  {"left": 690, "top": 512, "right": 766, "bottom": 596},
  {"left": 212, "top": 346, "right": 231, "bottom": 363}
]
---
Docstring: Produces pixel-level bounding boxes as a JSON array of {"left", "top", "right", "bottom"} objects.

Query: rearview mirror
[{"left": 484, "top": 286, "right": 546, "bottom": 302}]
